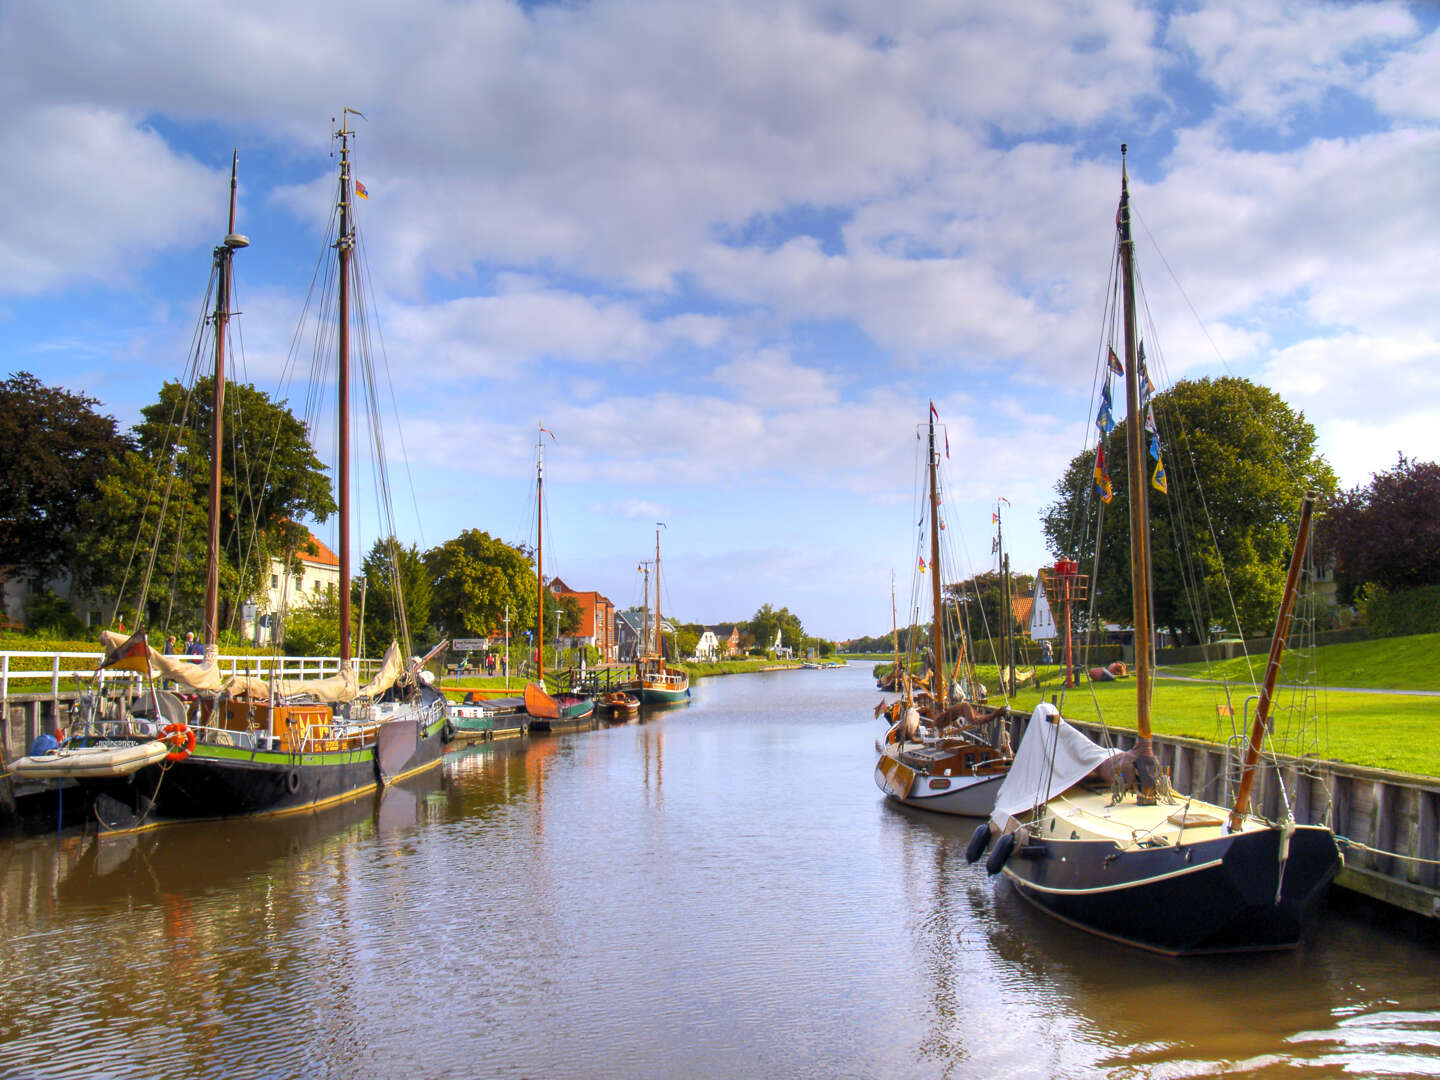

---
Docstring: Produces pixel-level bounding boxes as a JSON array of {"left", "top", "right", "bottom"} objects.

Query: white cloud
[{"left": 0, "top": 106, "right": 223, "bottom": 295}]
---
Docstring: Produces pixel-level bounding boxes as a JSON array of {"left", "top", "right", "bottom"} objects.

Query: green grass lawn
[
  {"left": 1162, "top": 632, "right": 1440, "bottom": 692},
  {"left": 997, "top": 673, "right": 1440, "bottom": 778}
]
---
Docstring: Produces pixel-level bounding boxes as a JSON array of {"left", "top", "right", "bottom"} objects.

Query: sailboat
[
  {"left": 621, "top": 529, "right": 690, "bottom": 705},
  {"left": 873, "top": 407, "right": 1013, "bottom": 816},
  {"left": 15, "top": 119, "right": 451, "bottom": 830},
  {"left": 523, "top": 424, "right": 594, "bottom": 730},
  {"left": 968, "top": 146, "right": 1339, "bottom": 955}
]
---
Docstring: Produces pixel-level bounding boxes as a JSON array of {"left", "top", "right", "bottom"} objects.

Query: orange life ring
[{"left": 161, "top": 721, "right": 196, "bottom": 762}]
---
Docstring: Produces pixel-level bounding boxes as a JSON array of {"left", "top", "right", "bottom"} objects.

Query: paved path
[{"left": 1154, "top": 670, "right": 1440, "bottom": 698}]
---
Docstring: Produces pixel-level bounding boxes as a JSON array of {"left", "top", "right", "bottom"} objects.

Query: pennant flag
[
  {"left": 1094, "top": 445, "right": 1113, "bottom": 504},
  {"left": 930, "top": 401, "right": 939, "bottom": 420},
  {"left": 1152, "top": 456, "right": 1168, "bottom": 494},
  {"left": 1144, "top": 404, "right": 1157, "bottom": 434},
  {"left": 991, "top": 537, "right": 999, "bottom": 554},
  {"left": 355, "top": 180, "right": 369, "bottom": 200},
  {"left": 100, "top": 624, "right": 151, "bottom": 674},
  {"left": 1138, "top": 341, "right": 1154, "bottom": 401},
  {"left": 992, "top": 512, "right": 999, "bottom": 524},
  {"left": 539, "top": 424, "right": 556, "bottom": 440},
  {"left": 1108, "top": 347, "right": 1123, "bottom": 375},
  {"left": 939, "top": 520, "right": 946, "bottom": 531},
  {"left": 918, "top": 556, "right": 927, "bottom": 574},
  {"left": 1149, "top": 431, "right": 1163, "bottom": 461},
  {"left": 1095, "top": 380, "right": 1115, "bottom": 436},
  {"left": 944, "top": 430, "right": 950, "bottom": 459}
]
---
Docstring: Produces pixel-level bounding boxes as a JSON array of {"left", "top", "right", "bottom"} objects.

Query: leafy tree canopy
[
  {"left": 358, "top": 536, "right": 432, "bottom": 653},
  {"left": 1041, "top": 376, "right": 1335, "bottom": 644},
  {"left": 0, "top": 372, "right": 132, "bottom": 586},
  {"left": 425, "top": 529, "right": 535, "bottom": 640},
  {"left": 1322, "top": 455, "right": 1440, "bottom": 603}
]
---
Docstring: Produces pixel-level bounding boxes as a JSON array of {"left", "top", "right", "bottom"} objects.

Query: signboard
[
  {"left": 451, "top": 638, "right": 487, "bottom": 651},
  {"left": 242, "top": 603, "right": 257, "bottom": 621}
]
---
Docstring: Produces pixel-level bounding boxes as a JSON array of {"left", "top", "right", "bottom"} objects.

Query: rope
[{"left": 1336, "top": 835, "right": 1440, "bottom": 868}]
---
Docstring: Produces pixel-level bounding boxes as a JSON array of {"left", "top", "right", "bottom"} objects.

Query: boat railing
[{"left": 1, "top": 650, "right": 385, "bottom": 702}]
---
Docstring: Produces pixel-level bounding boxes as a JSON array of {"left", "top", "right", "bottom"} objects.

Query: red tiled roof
[{"left": 300, "top": 532, "right": 339, "bottom": 568}]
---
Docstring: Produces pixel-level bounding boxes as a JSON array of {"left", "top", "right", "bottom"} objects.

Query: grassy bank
[
  {"left": 1000, "top": 677, "right": 1439, "bottom": 777},
  {"left": 1162, "top": 632, "right": 1440, "bottom": 692}
]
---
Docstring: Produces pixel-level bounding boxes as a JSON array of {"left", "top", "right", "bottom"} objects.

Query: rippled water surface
[{"left": 2, "top": 663, "right": 1437, "bottom": 1078}]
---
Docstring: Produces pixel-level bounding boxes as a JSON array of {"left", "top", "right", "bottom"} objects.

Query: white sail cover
[
  {"left": 99, "top": 630, "right": 226, "bottom": 693},
  {"left": 989, "top": 703, "right": 1113, "bottom": 832},
  {"left": 357, "top": 642, "right": 404, "bottom": 699},
  {"left": 226, "top": 665, "right": 359, "bottom": 704}
]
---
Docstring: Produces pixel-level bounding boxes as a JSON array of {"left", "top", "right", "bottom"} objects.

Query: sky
[{"left": 3, "top": 0, "right": 1439, "bottom": 641}]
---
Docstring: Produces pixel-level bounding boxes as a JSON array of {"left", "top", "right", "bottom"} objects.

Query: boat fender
[
  {"left": 986, "top": 830, "right": 1017, "bottom": 876},
  {"left": 286, "top": 769, "right": 301, "bottom": 794},
  {"left": 966, "top": 822, "right": 994, "bottom": 864},
  {"left": 161, "top": 722, "right": 196, "bottom": 762},
  {"left": 29, "top": 733, "right": 60, "bottom": 757}
]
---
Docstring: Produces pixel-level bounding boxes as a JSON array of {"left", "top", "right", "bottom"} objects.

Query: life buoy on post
[{"left": 161, "top": 722, "right": 196, "bottom": 762}]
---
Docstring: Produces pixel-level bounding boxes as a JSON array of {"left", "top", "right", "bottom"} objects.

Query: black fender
[
  {"left": 965, "top": 822, "right": 992, "bottom": 864},
  {"left": 986, "top": 830, "right": 1017, "bottom": 876}
]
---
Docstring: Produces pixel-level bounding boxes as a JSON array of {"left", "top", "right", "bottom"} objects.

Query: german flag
[{"left": 100, "top": 625, "right": 152, "bottom": 674}]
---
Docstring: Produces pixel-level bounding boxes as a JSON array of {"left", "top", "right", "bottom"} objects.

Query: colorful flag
[
  {"left": 992, "top": 512, "right": 999, "bottom": 524},
  {"left": 1096, "top": 380, "right": 1115, "bottom": 436},
  {"left": 1138, "top": 341, "right": 1154, "bottom": 401},
  {"left": 100, "top": 625, "right": 151, "bottom": 674},
  {"left": 355, "top": 180, "right": 369, "bottom": 200},
  {"left": 991, "top": 536, "right": 999, "bottom": 554},
  {"left": 1149, "top": 431, "right": 1162, "bottom": 461},
  {"left": 918, "top": 556, "right": 927, "bottom": 574},
  {"left": 944, "top": 430, "right": 950, "bottom": 459},
  {"left": 1152, "top": 456, "right": 1168, "bottom": 494},
  {"left": 539, "top": 424, "right": 556, "bottom": 440},
  {"left": 1144, "top": 404, "right": 1157, "bottom": 434},
  {"left": 930, "top": 401, "right": 939, "bottom": 420},
  {"left": 1108, "top": 347, "right": 1123, "bottom": 375},
  {"left": 1094, "top": 445, "right": 1113, "bottom": 504}
]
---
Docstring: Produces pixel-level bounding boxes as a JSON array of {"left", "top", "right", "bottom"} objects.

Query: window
[
  {"left": 271, "top": 574, "right": 279, "bottom": 589},
  {"left": 313, "top": 579, "right": 321, "bottom": 593}
]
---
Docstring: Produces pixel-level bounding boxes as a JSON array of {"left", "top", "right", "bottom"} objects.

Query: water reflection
[{"left": 0, "top": 663, "right": 1434, "bottom": 1079}]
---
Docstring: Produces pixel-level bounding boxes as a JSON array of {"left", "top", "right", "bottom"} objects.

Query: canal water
[{"left": 1, "top": 662, "right": 1437, "bottom": 1079}]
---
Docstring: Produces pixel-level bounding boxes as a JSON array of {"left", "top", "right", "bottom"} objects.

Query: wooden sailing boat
[
  {"left": 969, "top": 146, "right": 1339, "bottom": 954},
  {"left": 622, "top": 528, "right": 690, "bottom": 705},
  {"left": 524, "top": 424, "right": 593, "bottom": 729},
  {"left": 873, "top": 407, "right": 1012, "bottom": 816},
  {"left": 26, "top": 118, "right": 452, "bottom": 830}
]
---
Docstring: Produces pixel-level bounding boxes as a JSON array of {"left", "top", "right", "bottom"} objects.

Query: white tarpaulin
[
  {"left": 226, "top": 665, "right": 359, "bottom": 704},
  {"left": 357, "top": 642, "right": 404, "bottom": 699},
  {"left": 99, "top": 630, "right": 226, "bottom": 693},
  {"left": 989, "top": 703, "right": 1113, "bottom": 831}
]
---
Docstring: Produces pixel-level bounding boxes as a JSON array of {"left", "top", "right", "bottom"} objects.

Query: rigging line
[{"left": 1131, "top": 205, "right": 1304, "bottom": 489}]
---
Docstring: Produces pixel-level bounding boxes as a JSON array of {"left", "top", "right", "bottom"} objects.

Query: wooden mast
[
  {"left": 1117, "top": 144, "right": 1160, "bottom": 799},
  {"left": 1228, "top": 493, "right": 1315, "bottom": 831},
  {"left": 927, "top": 412, "right": 947, "bottom": 706},
  {"left": 536, "top": 424, "right": 545, "bottom": 684},
  {"left": 204, "top": 151, "right": 247, "bottom": 653},
  {"left": 654, "top": 526, "right": 663, "bottom": 663},
  {"left": 336, "top": 115, "right": 356, "bottom": 666}
]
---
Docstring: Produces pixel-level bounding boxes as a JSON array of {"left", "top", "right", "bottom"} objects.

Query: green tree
[
  {"left": 1041, "top": 376, "right": 1335, "bottom": 643},
  {"left": 426, "top": 529, "right": 535, "bottom": 640},
  {"left": 83, "top": 377, "right": 334, "bottom": 632},
  {"left": 1322, "top": 455, "right": 1440, "bottom": 603},
  {"left": 0, "top": 372, "right": 132, "bottom": 587},
  {"left": 281, "top": 584, "right": 356, "bottom": 656},
  {"left": 359, "top": 536, "right": 432, "bottom": 652}
]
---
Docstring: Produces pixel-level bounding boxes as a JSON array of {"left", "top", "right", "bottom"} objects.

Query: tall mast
[
  {"left": 204, "top": 150, "right": 248, "bottom": 654},
  {"left": 536, "top": 424, "right": 545, "bottom": 683},
  {"left": 927, "top": 413, "right": 947, "bottom": 706},
  {"left": 1229, "top": 493, "right": 1315, "bottom": 830},
  {"left": 336, "top": 114, "right": 357, "bottom": 665},
  {"left": 1118, "top": 144, "right": 1159, "bottom": 797},
  {"left": 654, "top": 526, "right": 663, "bottom": 661},
  {"left": 638, "top": 561, "right": 651, "bottom": 661},
  {"left": 996, "top": 499, "right": 1009, "bottom": 695}
]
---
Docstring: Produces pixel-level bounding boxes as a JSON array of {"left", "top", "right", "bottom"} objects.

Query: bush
[
  {"left": 21, "top": 590, "right": 86, "bottom": 637},
  {"left": 1358, "top": 583, "right": 1440, "bottom": 638}
]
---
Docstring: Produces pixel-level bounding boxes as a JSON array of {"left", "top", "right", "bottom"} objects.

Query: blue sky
[{"left": 3, "top": 1, "right": 1439, "bottom": 640}]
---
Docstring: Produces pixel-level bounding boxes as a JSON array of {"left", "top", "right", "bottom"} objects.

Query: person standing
[{"left": 184, "top": 631, "right": 202, "bottom": 656}]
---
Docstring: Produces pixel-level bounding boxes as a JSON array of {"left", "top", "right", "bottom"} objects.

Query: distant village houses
[{"left": 548, "top": 578, "right": 617, "bottom": 662}]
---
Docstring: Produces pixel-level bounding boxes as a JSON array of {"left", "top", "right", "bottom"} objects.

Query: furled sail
[
  {"left": 357, "top": 642, "right": 404, "bottom": 699},
  {"left": 226, "top": 665, "right": 359, "bottom": 704},
  {"left": 98, "top": 630, "right": 226, "bottom": 694}
]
